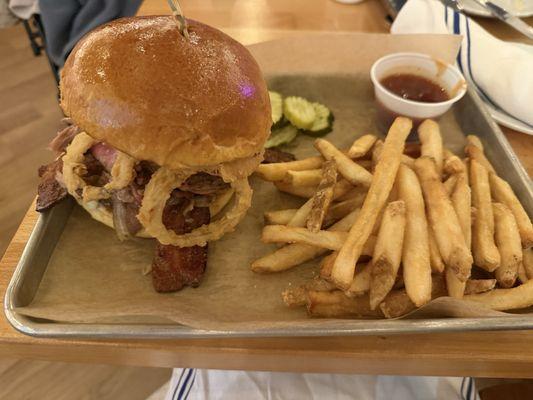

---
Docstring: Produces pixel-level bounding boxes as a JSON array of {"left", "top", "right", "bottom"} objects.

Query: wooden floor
[
  {"left": 0, "top": 23, "right": 170, "bottom": 400},
  {"left": 0, "top": 24, "right": 62, "bottom": 256},
  {"left": 0, "top": 358, "right": 170, "bottom": 400}
]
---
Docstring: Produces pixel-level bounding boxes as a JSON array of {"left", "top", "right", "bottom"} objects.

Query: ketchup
[{"left": 380, "top": 73, "right": 449, "bottom": 103}]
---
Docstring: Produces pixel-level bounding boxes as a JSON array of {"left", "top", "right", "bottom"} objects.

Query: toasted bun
[{"left": 60, "top": 16, "right": 271, "bottom": 170}]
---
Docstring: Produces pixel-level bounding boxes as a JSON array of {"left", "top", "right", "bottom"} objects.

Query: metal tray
[{"left": 4, "top": 82, "right": 533, "bottom": 339}]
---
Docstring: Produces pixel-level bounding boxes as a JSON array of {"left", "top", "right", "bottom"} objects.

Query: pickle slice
[{"left": 283, "top": 96, "right": 316, "bottom": 130}]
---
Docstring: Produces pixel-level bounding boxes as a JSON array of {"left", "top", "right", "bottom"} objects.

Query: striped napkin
[{"left": 391, "top": 0, "right": 533, "bottom": 128}]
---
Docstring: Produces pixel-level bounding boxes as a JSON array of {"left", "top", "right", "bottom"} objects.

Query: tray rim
[{"left": 4, "top": 82, "right": 533, "bottom": 340}]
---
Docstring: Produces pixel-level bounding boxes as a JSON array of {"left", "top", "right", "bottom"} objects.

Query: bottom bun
[{"left": 75, "top": 197, "right": 152, "bottom": 238}]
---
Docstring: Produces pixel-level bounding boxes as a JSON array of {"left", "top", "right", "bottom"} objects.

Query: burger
[{"left": 36, "top": 16, "right": 273, "bottom": 292}]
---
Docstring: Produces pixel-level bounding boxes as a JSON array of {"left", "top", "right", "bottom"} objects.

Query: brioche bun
[{"left": 60, "top": 16, "right": 271, "bottom": 171}]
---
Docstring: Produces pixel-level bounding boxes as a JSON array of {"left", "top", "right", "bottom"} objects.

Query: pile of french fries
[{"left": 252, "top": 117, "right": 533, "bottom": 319}]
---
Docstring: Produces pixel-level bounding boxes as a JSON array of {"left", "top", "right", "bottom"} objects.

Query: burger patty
[
  {"left": 152, "top": 195, "right": 210, "bottom": 292},
  {"left": 262, "top": 148, "right": 296, "bottom": 164},
  {"left": 36, "top": 159, "right": 68, "bottom": 212}
]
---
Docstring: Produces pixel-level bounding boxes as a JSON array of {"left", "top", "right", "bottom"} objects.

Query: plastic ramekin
[{"left": 370, "top": 52, "right": 467, "bottom": 133}]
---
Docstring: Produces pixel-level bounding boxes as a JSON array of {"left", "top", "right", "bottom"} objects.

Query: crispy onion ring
[
  {"left": 137, "top": 168, "right": 252, "bottom": 247},
  {"left": 104, "top": 152, "right": 136, "bottom": 191},
  {"left": 62, "top": 132, "right": 135, "bottom": 202},
  {"left": 62, "top": 132, "right": 96, "bottom": 199}
]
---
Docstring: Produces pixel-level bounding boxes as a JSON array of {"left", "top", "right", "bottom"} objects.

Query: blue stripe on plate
[
  {"left": 460, "top": 377, "right": 467, "bottom": 399},
  {"left": 453, "top": 11, "right": 464, "bottom": 72},
  {"left": 171, "top": 369, "right": 186, "bottom": 400},
  {"left": 176, "top": 369, "right": 194, "bottom": 400},
  {"left": 181, "top": 369, "right": 197, "bottom": 400},
  {"left": 467, "top": 377, "right": 474, "bottom": 400}
]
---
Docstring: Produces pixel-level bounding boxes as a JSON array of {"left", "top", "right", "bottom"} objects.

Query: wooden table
[{"left": 1, "top": 0, "right": 533, "bottom": 377}]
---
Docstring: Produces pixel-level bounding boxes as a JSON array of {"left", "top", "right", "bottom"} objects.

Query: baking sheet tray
[{"left": 4, "top": 72, "right": 533, "bottom": 338}]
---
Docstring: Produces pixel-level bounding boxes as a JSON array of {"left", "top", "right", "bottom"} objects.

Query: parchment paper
[{"left": 18, "top": 33, "right": 520, "bottom": 330}]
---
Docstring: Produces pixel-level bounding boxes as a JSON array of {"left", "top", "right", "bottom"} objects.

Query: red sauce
[{"left": 380, "top": 73, "right": 449, "bottom": 103}]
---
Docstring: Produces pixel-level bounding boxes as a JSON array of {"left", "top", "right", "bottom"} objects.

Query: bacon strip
[
  {"left": 151, "top": 195, "right": 210, "bottom": 292},
  {"left": 48, "top": 124, "right": 80, "bottom": 154},
  {"left": 36, "top": 159, "right": 67, "bottom": 212}
]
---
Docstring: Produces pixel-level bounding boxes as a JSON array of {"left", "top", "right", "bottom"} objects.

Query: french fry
[
  {"left": 371, "top": 140, "right": 384, "bottom": 168},
  {"left": 251, "top": 243, "right": 327, "bottom": 274},
  {"left": 261, "top": 224, "right": 376, "bottom": 255},
  {"left": 452, "top": 173, "right": 472, "bottom": 250},
  {"left": 372, "top": 139, "right": 415, "bottom": 169},
  {"left": 418, "top": 119, "right": 444, "bottom": 175},
  {"left": 209, "top": 188, "right": 235, "bottom": 216},
  {"left": 256, "top": 156, "right": 324, "bottom": 181},
  {"left": 493, "top": 203, "right": 522, "bottom": 288},
  {"left": 466, "top": 135, "right": 484, "bottom": 151},
  {"left": 285, "top": 169, "right": 323, "bottom": 187},
  {"left": 319, "top": 251, "right": 337, "bottom": 280},
  {"left": 358, "top": 159, "right": 373, "bottom": 170},
  {"left": 345, "top": 263, "right": 373, "bottom": 297},
  {"left": 288, "top": 180, "right": 353, "bottom": 227},
  {"left": 400, "top": 156, "right": 416, "bottom": 169},
  {"left": 443, "top": 174, "right": 458, "bottom": 196},
  {"left": 378, "top": 289, "right": 416, "bottom": 319},
  {"left": 428, "top": 226, "right": 445, "bottom": 273},
  {"left": 305, "top": 277, "right": 338, "bottom": 292},
  {"left": 465, "top": 144, "right": 495, "bottom": 174},
  {"left": 518, "top": 262, "right": 529, "bottom": 284},
  {"left": 489, "top": 172, "right": 533, "bottom": 249},
  {"left": 314, "top": 138, "right": 373, "bottom": 187},
  {"left": 446, "top": 171, "right": 472, "bottom": 298},
  {"left": 251, "top": 210, "right": 360, "bottom": 273},
  {"left": 443, "top": 155, "right": 465, "bottom": 176},
  {"left": 398, "top": 165, "right": 432, "bottom": 307},
  {"left": 307, "top": 291, "right": 382, "bottom": 318},
  {"left": 465, "top": 279, "right": 533, "bottom": 311},
  {"left": 369, "top": 201, "right": 407, "bottom": 309},
  {"left": 470, "top": 160, "right": 501, "bottom": 271},
  {"left": 307, "top": 160, "right": 337, "bottom": 232},
  {"left": 379, "top": 275, "right": 447, "bottom": 318},
  {"left": 262, "top": 225, "right": 346, "bottom": 250},
  {"left": 443, "top": 147, "right": 457, "bottom": 161},
  {"left": 264, "top": 209, "right": 298, "bottom": 225},
  {"left": 323, "top": 194, "right": 366, "bottom": 227},
  {"left": 335, "top": 185, "right": 368, "bottom": 202},
  {"left": 274, "top": 181, "right": 317, "bottom": 198},
  {"left": 282, "top": 278, "right": 337, "bottom": 307},
  {"left": 523, "top": 248, "right": 533, "bottom": 279},
  {"left": 464, "top": 279, "right": 497, "bottom": 295},
  {"left": 414, "top": 157, "right": 472, "bottom": 281},
  {"left": 281, "top": 286, "right": 307, "bottom": 307},
  {"left": 331, "top": 117, "right": 412, "bottom": 289},
  {"left": 348, "top": 134, "right": 378, "bottom": 158}
]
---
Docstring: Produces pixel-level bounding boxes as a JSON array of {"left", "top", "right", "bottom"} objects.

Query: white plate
[
  {"left": 460, "top": 0, "right": 533, "bottom": 17},
  {"left": 477, "top": 43, "right": 533, "bottom": 135},
  {"left": 485, "top": 101, "right": 533, "bottom": 134}
]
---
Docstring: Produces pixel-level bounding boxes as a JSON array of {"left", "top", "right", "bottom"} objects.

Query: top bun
[{"left": 60, "top": 16, "right": 271, "bottom": 170}]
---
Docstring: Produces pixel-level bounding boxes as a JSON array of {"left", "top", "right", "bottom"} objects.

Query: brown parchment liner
[{"left": 16, "top": 33, "right": 523, "bottom": 330}]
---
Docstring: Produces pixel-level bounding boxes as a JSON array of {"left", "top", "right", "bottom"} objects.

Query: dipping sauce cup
[{"left": 370, "top": 52, "right": 467, "bottom": 139}]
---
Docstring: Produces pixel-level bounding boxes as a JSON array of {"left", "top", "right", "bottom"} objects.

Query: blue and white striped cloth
[
  {"left": 160, "top": 368, "right": 480, "bottom": 400},
  {"left": 391, "top": 0, "right": 533, "bottom": 128}
]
